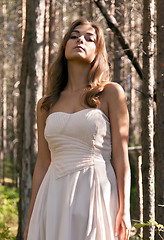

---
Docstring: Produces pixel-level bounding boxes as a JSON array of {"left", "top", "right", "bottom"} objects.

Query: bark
[
  {"left": 22, "top": 0, "right": 26, "bottom": 42},
  {"left": 17, "top": 0, "right": 45, "bottom": 238},
  {"left": 129, "top": 2, "right": 141, "bottom": 145},
  {"left": 142, "top": 0, "right": 155, "bottom": 238},
  {"left": 94, "top": 0, "right": 143, "bottom": 79},
  {"left": 113, "top": 0, "right": 124, "bottom": 83},
  {"left": 129, "top": 7, "right": 135, "bottom": 144},
  {"left": 137, "top": 154, "right": 143, "bottom": 236},
  {"left": 42, "top": 0, "right": 49, "bottom": 95},
  {"left": 35, "top": 0, "right": 46, "bottom": 102},
  {"left": 13, "top": 0, "right": 22, "bottom": 187},
  {"left": 17, "top": 0, "right": 36, "bottom": 236},
  {"left": 49, "top": 0, "right": 57, "bottom": 64},
  {"left": 2, "top": 0, "right": 8, "bottom": 185},
  {"left": 155, "top": 0, "right": 164, "bottom": 237},
  {"left": 120, "top": 0, "right": 128, "bottom": 92},
  {"left": 108, "top": 0, "right": 115, "bottom": 81}
]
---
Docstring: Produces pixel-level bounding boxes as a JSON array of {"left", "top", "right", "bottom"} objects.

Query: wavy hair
[{"left": 41, "top": 18, "right": 110, "bottom": 111}]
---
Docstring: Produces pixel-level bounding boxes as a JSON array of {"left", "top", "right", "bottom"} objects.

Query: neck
[{"left": 66, "top": 61, "right": 90, "bottom": 91}]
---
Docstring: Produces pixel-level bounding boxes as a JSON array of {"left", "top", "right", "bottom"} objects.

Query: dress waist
[{"left": 50, "top": 150, "right": 107, "bottom": 179}]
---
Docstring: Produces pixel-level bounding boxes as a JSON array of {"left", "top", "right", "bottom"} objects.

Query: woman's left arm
[{"left": 106, "top": 83, "right": 131, "bottom": 239}]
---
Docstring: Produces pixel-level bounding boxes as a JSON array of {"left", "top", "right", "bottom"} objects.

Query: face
[{"left": 65, "top": 24, "right": 97, "bottom": 64}]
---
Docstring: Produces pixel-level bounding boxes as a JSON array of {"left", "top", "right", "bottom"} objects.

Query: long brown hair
[{"left": 41, "top": 18, "right": 110, "bottom": 111}]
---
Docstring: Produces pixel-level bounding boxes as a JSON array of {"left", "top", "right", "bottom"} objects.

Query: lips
[{"left": 74, "top": 45, "right": 85, "bottom": 52}]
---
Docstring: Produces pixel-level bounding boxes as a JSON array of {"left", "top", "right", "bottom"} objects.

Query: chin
[{"left": 67, "top": 56, "right": 92, "bottom": 64}]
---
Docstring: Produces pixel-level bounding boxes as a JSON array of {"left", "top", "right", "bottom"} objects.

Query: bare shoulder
[
  {"left": 101, "top": 82, "right": 128, "bottom": 119},
  {"left": 103, "top": 82, "right": 126, "bottom": 103}
]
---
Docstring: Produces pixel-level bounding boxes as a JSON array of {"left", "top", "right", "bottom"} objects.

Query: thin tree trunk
[
  {"left": 121, "top": 0, "right": 128, "bottom": 93},
  {"left": 129, "top": 2, "right": 141, "bottom": 145},
  {"left": 137, "top": 154, "right": 143, "bottom": 236},
  {"left": 49, "top": 0, "right": 57, "bottom": 64},
  {"left": 35, "top": 0, "right": 45, "bottom": 103},
  {"left": 13, "top": 0, "right": 22, "bottom": 187},
  {"left": 113, "top": 0, "right": 123, "bottom": 83},
  {"left": 109, "top": 0, "right": 115, "bottom": 81},
  {"left": 43, "top": 0, "right": 50, "bottom": 95},
  {"left": 155, "top": 0, "right": 164, "bottom": 238},
  {"left": 142, "top": 0, "right": 155, "bottom": 239},
  {"left": 2, "top": 0, "right": 8, "bottom": 186},
  {"left": 22, "top": 0, "right": 26, "bottom": 42}
]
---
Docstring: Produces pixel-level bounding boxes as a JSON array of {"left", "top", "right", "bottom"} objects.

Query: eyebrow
[{"left": 71, "top": 30, "right": 96, "bottom": 37}]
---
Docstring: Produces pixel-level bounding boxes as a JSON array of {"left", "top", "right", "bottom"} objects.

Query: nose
[{"left": 77, "top": 35, "right": 85, "bottom": 43}]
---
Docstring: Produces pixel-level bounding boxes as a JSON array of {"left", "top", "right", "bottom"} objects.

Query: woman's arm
[
  {"left": 24, "top": 97, "right": 51, "bottom": 240},
  {"left": 106, "top": 83, "right": 131, "bottom": 239}
]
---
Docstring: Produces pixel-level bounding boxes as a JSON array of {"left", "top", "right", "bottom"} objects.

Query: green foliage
[
  {"left": 0, "top": 223, "right": 16, "bottom": 240},
  {"left": 130, "top": 219, "right": 164, "bottom": 239},
  {"left": 0, "top": 186, "right": 18, "bottom": 239}
]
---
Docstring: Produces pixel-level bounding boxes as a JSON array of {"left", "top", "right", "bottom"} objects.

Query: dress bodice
[{"left": 44, "top": 108, "right": 112, "bottom": 179}]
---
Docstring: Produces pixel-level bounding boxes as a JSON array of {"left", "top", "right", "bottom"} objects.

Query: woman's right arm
[{"left": 23, "top": 97, "right": 51, "bottom": 240}]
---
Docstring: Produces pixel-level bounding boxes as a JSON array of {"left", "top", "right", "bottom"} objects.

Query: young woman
[{"left": 24, "top": 18, "right": 131, "bottom": 240}]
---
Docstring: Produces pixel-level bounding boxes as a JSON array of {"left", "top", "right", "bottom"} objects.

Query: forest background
[{"left": 0, "top": 0, "right": 164, "bottom": 239}]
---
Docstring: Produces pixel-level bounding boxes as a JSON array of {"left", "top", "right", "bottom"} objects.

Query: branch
[{"left": 94, "top": 0, "right": 143, "bottom": 80}]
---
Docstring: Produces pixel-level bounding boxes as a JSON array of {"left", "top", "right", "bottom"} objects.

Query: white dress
[{"left": 27, "top": 108, "right": 119, "bottom": 240}]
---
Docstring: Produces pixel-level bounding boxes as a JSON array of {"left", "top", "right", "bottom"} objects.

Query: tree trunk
[
  {"left": 35, "top": 0, "right": 46, "bottom": 102},
  {"left": 142, "top": 0, "right": 155, "bottom": 239},
  {"left": 13, "top": 0, "right": 22, "bottom": 187},
  {"left": 129, "top": 1, "right": 141, "bottom": 146},
  {"left": 2, "top": 0, "right": 8, "bottom": 185},
  {"left": 43, "top": 0, "right": 50, "bottom": 95},
  {"left": 113, "top": 0, "right": 123, "bottom": 84},
  {"left": 155, "top": 0, "right": 164, "bottom": 238},
  {"left": 22, "top": 0, "right": 26, "bottom": 42},
  {"left": 17, "top": 0, "right": 36, "bottom": 237},
  {"left": 17, "top": 0, "right": 45, "bottom": 238},
  {"left": 49, "top": 0, "right": 57, "bottom": 64}
]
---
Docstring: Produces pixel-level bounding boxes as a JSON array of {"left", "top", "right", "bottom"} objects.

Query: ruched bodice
[
  {"left": 27, "top": 108, "right": 119, "bottom": 240},
  {"left": 44, "top": 108, "right": 112, "bottom": 179}
]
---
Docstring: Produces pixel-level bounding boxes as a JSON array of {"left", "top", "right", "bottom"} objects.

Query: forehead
[{"left": 72, "top": 24, "right": 96, "bottom": 36}]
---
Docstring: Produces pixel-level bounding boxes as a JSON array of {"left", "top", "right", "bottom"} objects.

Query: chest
[{"left": 51, "top": 91, "right": 87, "bottom": 113}]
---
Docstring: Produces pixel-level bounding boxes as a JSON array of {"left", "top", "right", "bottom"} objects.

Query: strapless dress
[{"left": 27, "top": 108, "right": 119, "bottom": 240}]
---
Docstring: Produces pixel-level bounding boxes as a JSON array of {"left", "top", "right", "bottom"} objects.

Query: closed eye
[
  {"left": 70, "top": 35, "right": 95, "bottom": 42},
  {"left": 70, "top": 35, "right": 78, "bottom": 39}
]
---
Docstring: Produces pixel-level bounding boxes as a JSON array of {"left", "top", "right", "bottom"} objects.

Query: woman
[{"left": 24, "top": 18, "right": 131, "bottom": 240}]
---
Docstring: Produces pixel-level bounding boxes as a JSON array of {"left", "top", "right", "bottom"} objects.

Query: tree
[
  {"left": 141, "top": 0, "right": 155, "bottom": 239},
  {"left": 1, "top": 0, "right": 7, "bottom": 185},
  {"left": 155, "top": 0, "right": 164, "bottom": 238},
  {"left": 17, "top": 0, "right": 45, "bottom": 238},
  {"left": 113, "top": 0, "right": 123, "bottom": 84}
]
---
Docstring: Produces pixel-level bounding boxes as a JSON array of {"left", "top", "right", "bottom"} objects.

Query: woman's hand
[{"left": 115, "top": 210, "right": 131, "bottom": 240}]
